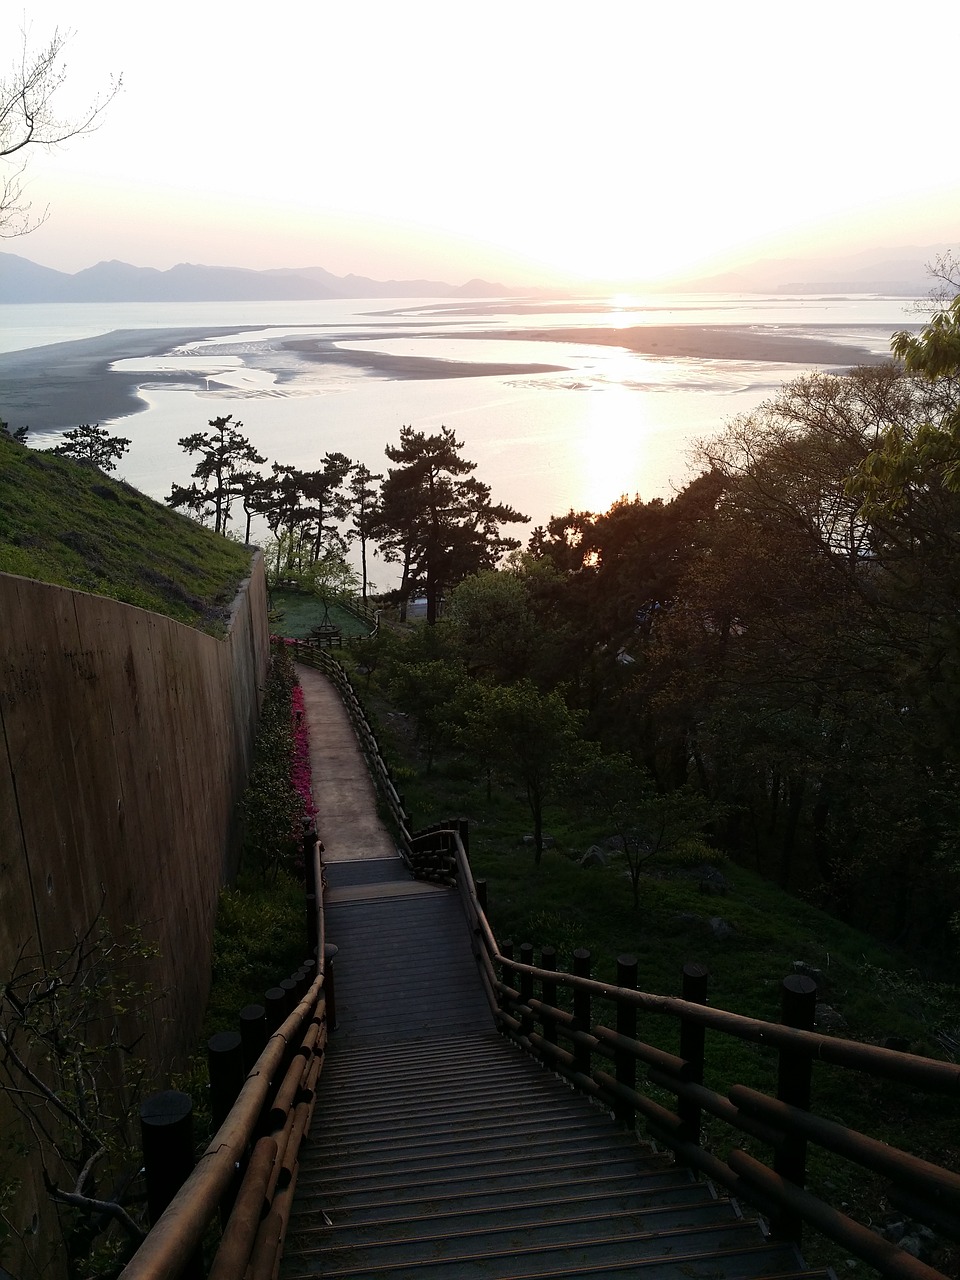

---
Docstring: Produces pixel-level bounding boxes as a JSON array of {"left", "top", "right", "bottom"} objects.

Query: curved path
[{"left": 297, "top": 663, "right": 396, "bottom": 863}]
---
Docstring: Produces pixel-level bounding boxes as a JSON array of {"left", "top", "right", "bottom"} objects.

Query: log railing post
[
  {"left": 500, "top": 940, "right": 514, "bottom": 1024},
  {"left": 139, "top": 1091, "right": 203, "bottom": 1278},
  {"left": 678, "top": 962, "right": 709, "bottom": 1145},
  {"left": 772, "top": 974, "right": 817, "bottom": 1243},
  {"left": 324, "top": 942, "right": 339, "bottom": 1032},
  {"left": 519, "top": 942, "right": 534, "bottom": 1039},
  {"left": 615, "top": 954, "right": 638, "bottom": 1127},
  {"left": 572, "top": 948, "right": 592, "bottom": 1076},
  {"left": 239, "top": 1003, "right": 267, "bottom": 1073},
  {"left": 208, "top": 1031, "right": 244, "bottom": 1134},
  {"left": 541, "top": 946, "right": 557, "bottom": 1046}
]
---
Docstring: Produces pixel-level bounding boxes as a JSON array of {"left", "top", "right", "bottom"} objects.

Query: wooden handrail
[
  {"left": 120, "top": 839, "right": 327, "bottom": 1279},
  {"left": 442, "top": 823, "right": 960, "bottom": 1279}
]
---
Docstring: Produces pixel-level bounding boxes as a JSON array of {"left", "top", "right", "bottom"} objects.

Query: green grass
[
  {"left": 268, "top": 589, "right": 375, "bottom": 639},
  {"left": 0, "top": 433, "right": 252, "bottom": 632}
]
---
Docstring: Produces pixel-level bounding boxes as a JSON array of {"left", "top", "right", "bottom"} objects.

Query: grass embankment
[
  {"left": 268, "top": 589, "right": 374, "bottom": 638},
  {"left": 345, "top": 651, "right": 960, "bottom": 1278},
  {"left": 0, "top": 433, "right": 251, "bottom": 632}
]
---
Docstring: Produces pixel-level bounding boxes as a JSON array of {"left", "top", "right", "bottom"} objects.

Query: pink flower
[{"left": 290, "top": 684, "right": 318, "bottom": 819}]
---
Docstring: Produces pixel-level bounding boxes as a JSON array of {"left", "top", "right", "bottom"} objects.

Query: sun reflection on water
[{"left": 577, "top": 382, "right": 656, "bottom": 514}]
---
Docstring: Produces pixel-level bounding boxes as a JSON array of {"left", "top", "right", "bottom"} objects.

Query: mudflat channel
[{"left": 0, "top": 322, "right": 886, "bottom": 432}]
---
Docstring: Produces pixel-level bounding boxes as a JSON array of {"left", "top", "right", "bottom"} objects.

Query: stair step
[
  {"left": 290, "top": 1192, "right": 738, "bottom": 1248},
  {"left": 292, "top": 1164, "right": 701, "bottom": 1215},
  {"left": 309, "top": 1110, "right": 632, "bottom": 1161},
  {"left": 290, "top": 1178, "right": 716, "bottom": 1229},
  {"left": 316, "top": 1085, "right": 605, "bottom": 1126},
  {"left": 281, "top": 1222, "right": 806, "bottom": 1279},
  {"left": 298, "top": 1128, "right": 650, "bottom": 1182}
]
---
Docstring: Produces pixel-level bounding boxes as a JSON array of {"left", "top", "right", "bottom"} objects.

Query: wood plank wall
[{"left": 0, "top": 553, "right": 269, "bottom": 1272}]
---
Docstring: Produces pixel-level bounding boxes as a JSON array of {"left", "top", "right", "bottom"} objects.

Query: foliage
[
  {"left": 263, "top": 537, "right": 359, "bottom": 612},
  {"left": 239, "top": 642, "right": 305, "bottom": 880},
  {"left": 50, "top": 423, "right": 131, "bottom": 473},
  {"left": 457, "top": 677, "right": 590, "bottom": 863},
  {"left": 0, "top": 920, "right": 161, "bottom": 1274},
  {"left": 0, "top": 430, "right": 251, "bottom": 633},
  {"left": 167, "top": 415, "right": 267, "bottom": 537},
  {"left": 202, "top": 871, "right": 309, "bottom": 1036},
  {"left": 373, "top": 425, "right": 528, "bottom": 622},
  {"left": 347, "top": 461, "right": 383, "bottom": 602},
  {"left": 576, "top": 751, "right": 720, "bottom": 908}
]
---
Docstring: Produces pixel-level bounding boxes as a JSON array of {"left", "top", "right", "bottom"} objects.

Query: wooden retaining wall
[{"left": 0, "top": 553, "right": 269, "bottom": 1271}]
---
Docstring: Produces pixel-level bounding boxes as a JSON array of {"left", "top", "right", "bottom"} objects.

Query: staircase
[{"left": 280, "top": 857, "right": 830, "bottom": 1280}]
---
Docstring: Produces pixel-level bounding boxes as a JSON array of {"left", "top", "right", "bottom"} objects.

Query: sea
[{"left": 0, "top": 293, "right": 923, "bottom": 581}]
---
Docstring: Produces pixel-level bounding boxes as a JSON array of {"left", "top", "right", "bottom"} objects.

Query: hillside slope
[{"left": 0, "top": 432, "right": 251, "bottom": 631}]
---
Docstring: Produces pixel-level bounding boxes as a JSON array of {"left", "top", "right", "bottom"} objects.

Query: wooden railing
[
  {"left": 120, "top": 834, "right": 329, "bottom": 1280},
  {"left": 438, "top": 826, "right": 959, "bottom": 1280}
]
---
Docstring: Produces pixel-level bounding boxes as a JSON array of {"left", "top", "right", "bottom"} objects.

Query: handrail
[
  {"left": 120, "top": 838, "right": 327, "bottom": 1278},
  {"left": 442, "top": 824, "right": 959, "bottom": 1280}
]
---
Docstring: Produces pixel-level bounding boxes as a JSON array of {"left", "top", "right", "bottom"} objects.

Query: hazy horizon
[{"left": 3, "top": 2, "right": 959, "bottom": 294}]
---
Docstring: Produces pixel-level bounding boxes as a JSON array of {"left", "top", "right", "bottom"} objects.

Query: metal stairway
[{"left": 280, "top": 857, "right": 831, "bottom": 1280}]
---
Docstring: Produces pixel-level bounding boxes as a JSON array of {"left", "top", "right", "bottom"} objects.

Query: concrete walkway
[{"left": 296, "top": 663, "right": 397, "bottom": 863}]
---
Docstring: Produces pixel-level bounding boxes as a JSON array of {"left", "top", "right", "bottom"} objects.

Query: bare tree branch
[{"left": 0, "top": 26, "right": 121, "bottom": 235}]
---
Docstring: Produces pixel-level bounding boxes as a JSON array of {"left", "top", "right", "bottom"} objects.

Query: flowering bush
[{"left": 291, "top": 683, "right": 317, "bottom": 822}]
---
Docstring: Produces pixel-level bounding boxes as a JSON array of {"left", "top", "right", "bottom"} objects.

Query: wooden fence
[
  {"left": 436, "top": 826, "right": 958, "bottom": 1280},
  {"left": 120, "top": 834, "right": 330, "bottom": 1280}
]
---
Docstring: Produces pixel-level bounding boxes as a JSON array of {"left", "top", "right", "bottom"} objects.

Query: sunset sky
[{"left": 3, "top": 0, "right": 959, "bottom": 287}]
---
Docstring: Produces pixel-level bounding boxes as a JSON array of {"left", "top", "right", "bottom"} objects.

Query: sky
[{"left": 3, "top": 0, "right": 960, "bottom": 288}]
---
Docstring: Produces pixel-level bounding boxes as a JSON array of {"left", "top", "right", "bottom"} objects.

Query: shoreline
[
  {"left": 0, "top": 326, "right": 267, "bottom": 434},
  {"left": 0, "top": 322, "right": 895, "bottom": 433}
]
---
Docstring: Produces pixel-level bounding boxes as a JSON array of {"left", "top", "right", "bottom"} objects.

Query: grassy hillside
[{"left": 0, "top": 432, "right": 251, "bottom": 632}]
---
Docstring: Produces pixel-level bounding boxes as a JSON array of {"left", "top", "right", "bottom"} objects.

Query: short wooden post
[
  {"left": 297, "top": 959, "right": 316, "bottom": 999},
  {"left": 772, "top": 974, "right": 817, "bottom": 1244},
  {"left": 264, "top": 986, "right": 286, "bottom": 1033},
  {"left": 572, "top": 948, "right": 592, "bottom": 1076},
  {"left": 208, "top": 1031, "right": 244, "bottom": 1133},
  {"left": 541, "top": 946, "right": 557, "bottom": 1046},
  {"left": 615, "top": 954, "right": 638, "bottom": 1127},
  {"left": 324, "top": 942, "right": 339, "bottom": 1031},
  {"left": 306, "top": 892, "right": 317, "bottom": 952},
  {"left": 303, "top": 821, "right": 316, "bottom": 895},
  {"left": 475, "top": 878, "right": 488, "bottom": 912},
  {"left": 239, "top": 1003, "right": 267, "bottom": 1072},
  {"left": 140, "top": 1090, "right": 202, "bottom": 1275},
  {"left": 678, "top": 963, "right": 708, "bottom": 1145},
  {"left": 457, "top": 817, "right": 470, "bottom": 858},
  {"left": 207, "top": 1030, "right": 244, "bottom": 1226},
  {"left": 279, "top": 976, "right": 298, "bottom": 1015},
  {"left": 519, "top": 942, "right": 534, "bottom": 1038},
  {"left": 500, "top": 939, "right": 514, "bottom": 1024}
]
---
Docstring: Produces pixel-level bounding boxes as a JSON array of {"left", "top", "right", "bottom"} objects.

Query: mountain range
[
  {"left": 0, "top": 254, "right": 514, "bottom": 304},
  {"left": 671, "top": 244, "right": 954, "bottom": 296},
  {"left": 1, "top": 244, "right": 955, "bottom": 303}
]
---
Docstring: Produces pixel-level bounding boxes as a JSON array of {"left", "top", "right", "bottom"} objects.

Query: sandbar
[
  {"left": 494, "top": 324, "right": 892, "bottom": 365},
  {"left": 0, "top": 327, "right": 265, "bottom": 433},
  {"left": 280, "top": 336, "right": 566, "bottom": 380},
  {"left": 0, "top": 321, "right": 898, "bottom": 435}
]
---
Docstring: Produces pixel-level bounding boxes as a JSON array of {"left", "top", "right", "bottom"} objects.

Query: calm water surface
[{"left": 0, "top": 295, "right": 921, "bottom": 559}]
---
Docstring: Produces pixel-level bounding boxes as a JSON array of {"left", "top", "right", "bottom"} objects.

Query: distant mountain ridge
[
  {"left": 670, "top": 244, "right": 956, "bottom": 297},
  {"left": 0, "top": 253, "right": 516, "bottom": 303}
]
